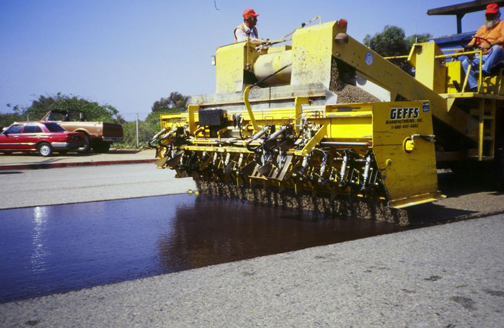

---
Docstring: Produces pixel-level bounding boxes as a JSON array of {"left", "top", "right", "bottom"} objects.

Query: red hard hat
[
  {"left": 486, "top": 3, "right": 499, "bottom": 14},
  {"left": 243, "top": 8, "right": 259, "bottom": 19}
]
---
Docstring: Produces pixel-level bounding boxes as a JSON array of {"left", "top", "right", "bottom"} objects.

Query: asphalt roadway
[
  {"left": 0, "top": 149, "right": 196, "bottom": 210},
  {"left": 0, "top": 163, "right": 196, "bottom": 209},
  {"left": 2, "top": 150, "right": 504, "bottom": 222},
  {"left": 0, "top": 151, "right": 503, "bottom": 327}
]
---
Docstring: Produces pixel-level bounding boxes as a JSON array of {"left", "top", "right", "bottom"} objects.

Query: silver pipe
[
  {"left": 151, "top": 128, "right": 167, "bottom": 140},
  {"left": 301, "top": 154, "right": 310, "bottom": 169},
  {"left": 339, "top": 152, "right": 348, "bottom": 187},
  {"left": 268, "top": 125, "right": 288, "bottom": 140},
  {"left": 238, "top": 153, "right": 244, "bottom": 168},
  {"left": 361, "top": 154, "right": 372, "bottom": 190},
  {"left": 319, "top": 152, "right": 328, "bottom": 182},
  {"left": 251, "top": 126, "right": 270, "bottom": 141},
  {"left": 162, "top": 128, "right": 178, "bottom": 139}
]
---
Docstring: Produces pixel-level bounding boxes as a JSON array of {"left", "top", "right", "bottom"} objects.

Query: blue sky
[{"left": 0, "top": 0, "right": 485, "bottom": 121}]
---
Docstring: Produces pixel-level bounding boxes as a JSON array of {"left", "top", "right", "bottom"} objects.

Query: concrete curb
[{"left": 0, "top": 159, "right": 156, "bottom": 170}]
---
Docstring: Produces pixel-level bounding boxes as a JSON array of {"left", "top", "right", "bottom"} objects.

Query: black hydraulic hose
[
  {"left": 246, "top": 143, "right": 261, "bottom": 152},
  {"left": 253, "top": 63, "right": 292, "bottom": 87}
]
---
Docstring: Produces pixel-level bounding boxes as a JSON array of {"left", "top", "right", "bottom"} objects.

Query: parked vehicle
[
  {"left": 0, "top": 122, "right": 85, "bottom": 157},
  {"left": 41, "top": 110, "right": 123, "bottom": 153}
]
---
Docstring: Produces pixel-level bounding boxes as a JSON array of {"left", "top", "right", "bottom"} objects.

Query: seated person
[{"left": 460, "top": 3, "right": 504, "bottom": 92}]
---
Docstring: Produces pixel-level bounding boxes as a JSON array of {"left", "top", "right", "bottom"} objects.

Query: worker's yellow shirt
[{"left": 469, "top": 20, "right": 504, "bottom": 51}]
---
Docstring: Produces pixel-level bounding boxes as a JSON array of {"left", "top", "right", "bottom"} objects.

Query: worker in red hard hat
[
  {"left": 234, "top": 8, "right": 259, "bottom": 43},
  {"left": 460, "top": 3, "right": 504, "bottom": 91}
]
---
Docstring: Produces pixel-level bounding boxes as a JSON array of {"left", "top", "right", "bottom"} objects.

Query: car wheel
[
  {"left": 38, "top": 143, "right": 53, "bottom": 157},
  {"left": 79, "top": 134, "right": 91, "bottom": 153},
  {"left": 2, "top": 151, "right": 12, "bottom": 155}
]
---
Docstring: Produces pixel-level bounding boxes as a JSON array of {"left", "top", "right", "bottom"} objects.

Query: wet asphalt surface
[{"left": 0, "top": 194, "right": 405, "bottom": 303}]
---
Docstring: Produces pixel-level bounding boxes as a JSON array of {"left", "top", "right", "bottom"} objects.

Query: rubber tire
[
  {"left": 489, "top": 104, "right": 504, "bottom": 190},
  {"left": 494, "top": 120, "right": 504, "bottom": 190},
  {"left": 79, "top": 134, "right": 91, "bottom": 153},
  {"left": 93, "top": 142, "right": 111, "bottom": 153},
  {"left": 38, "top": 143, "right": 53, "bottom": 157},
  {"left": 450, "top": 161, "right": 478, "bottom": 176},
  {"left": 493, "top": 148, "right": 504, "bottom": 190}
]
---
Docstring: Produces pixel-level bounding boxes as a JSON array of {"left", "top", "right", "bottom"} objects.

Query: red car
[{"left": 0, "top": 122, "right": 86, "bottom": 157}]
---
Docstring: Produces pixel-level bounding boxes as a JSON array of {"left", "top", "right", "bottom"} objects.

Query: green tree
[
  {"left": 364, "top": 26, "right": 432, "bottom": 74},
  {"left": 119, "top": 112, "right": 169, "bottom": 147},
  {"left": 146, "top": 91, "right": 188, "bottom": 141},
  {"left": 0, "top": 104, "right": 22, "bottom": 128},
  {"left": 406, "top": 33, "right": 432, "bottom": 48},
  {"left": 152, "top": 92, "right": 188, "bottom": 113},
  {"left": 23, "top": 93, "right": 125, "bottom": 123},
  {"left": 0, "top": 114, "right": 21, "bottom": 128},
  {"left": 364, "top": 25, "right": 409, "bottom": 57},
  {"left": 118, "top": 91, "right": 188, "bottom": 147}
]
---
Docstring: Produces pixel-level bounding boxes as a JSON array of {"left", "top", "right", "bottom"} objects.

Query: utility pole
[{"left": 136, "top": 113, "right": 139, "bottom": 148}]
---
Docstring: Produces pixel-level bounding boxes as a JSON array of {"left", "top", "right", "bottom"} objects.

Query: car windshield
[{"left": 43, "top": 122, "right": 66, "bottom": 132}]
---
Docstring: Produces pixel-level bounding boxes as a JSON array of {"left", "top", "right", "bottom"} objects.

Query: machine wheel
[
  {"left": 78, "top": 134, "right": 92, "bottom": 153},
  {"left": 495, "top": 146, "right": 504, "bottom": 190},
  {"left": 38, "top": 143, "right": 53, "bottom": 157},
  {"left": 490, "top": 105, "right": 504, "bottom": 190},
  {"left": 450, "top": 160, "right": 477, "bottom": 175},
  {"left": 93, "top": 141, "right": 111, "bottom": 153},
  {"left": 494, "top": 122, "right": 504, "bottom": 190}
]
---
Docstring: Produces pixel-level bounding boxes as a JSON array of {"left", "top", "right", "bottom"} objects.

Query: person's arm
[
  {"left": 457, "top": 28, "right": 478, "bottom": 52},
  {"left": 467, "top": 26, "right": 486, "bottom": 47},
  {"left": 494, "top": 21, "right": 504, "bottom": 45}
]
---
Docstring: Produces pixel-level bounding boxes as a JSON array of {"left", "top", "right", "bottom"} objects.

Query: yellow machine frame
[{"left": 154, "top": 18, "right": 504, "bottom": 210}]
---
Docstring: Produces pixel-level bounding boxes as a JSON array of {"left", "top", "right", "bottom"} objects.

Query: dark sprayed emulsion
[{"left": 0, "top": 194, "right": 404, "bottom": 303}]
